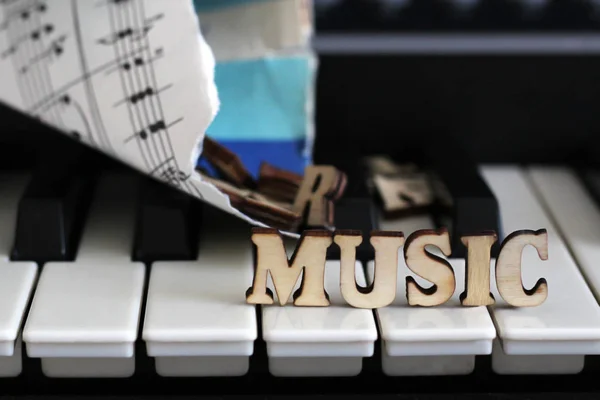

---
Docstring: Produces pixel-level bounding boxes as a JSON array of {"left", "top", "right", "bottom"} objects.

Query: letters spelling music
[
  {"left": 245, "top": 227, "right": 549, "bottom": 309},
  {"left": 244, "top": 165, "right": 549, "bottom": 309}
]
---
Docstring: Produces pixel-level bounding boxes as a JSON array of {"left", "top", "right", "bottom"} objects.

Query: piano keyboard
[
  {"left": 314, "top": 0, "right": 600, "bottom": 32},
  {"left": 4, "top": 163, "right": 600, "bottom": 394}
]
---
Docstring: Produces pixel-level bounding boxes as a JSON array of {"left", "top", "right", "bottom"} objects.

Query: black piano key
[
  {"left": 424, "top": 138, "right": 502, "bottom": 259},
  {"left": 323, "top": 158, "right": 379, "bottom": 263},
  {"left": 394, "top": 0, "right": 455, "bottom": 31},
  {"left": 540, "top": 0, "right": 597, "bottom": 30},
  {"left": 576, "top": 167, "right": 600, "bottom": 208},
  {"left": 10, "top": 150, "right": 98, "bottom": 263},
  {"left": 315, "top": 0, "right": 385, "bottom": 32},
  {"left": 132, "top": 176, "right": 203, "bottom": 263},
  {"left": 327, "top": 197, "right": 379, "bottom": 263},
  {"left": 469, "top": 0, "right": 523, "bottom": 30}
]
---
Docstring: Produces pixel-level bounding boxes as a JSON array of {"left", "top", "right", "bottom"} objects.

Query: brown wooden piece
[
  {"left": 246, "top": 228, "right": 332, "bottom": 306},
  {"left": 495, "top": 229, "right": 549, "bottom": 307},
  {"left": 460, "top": 232, "right": 497, "bottom": 306},
  {"left": 292, "top": 166, "right": 347, "bottom": 228},
  {"left": 335, "top": 230, "right": 405, "bottom": 309},
  {"left": 373, "top": 174, "right": 433, "bottom": 218},
  {"left": 257, "top": 161, "right": 303, "bottom": 202},
  {"left": 404, "top": 228, "right": 455, "bottom": 307},
  {"left": 202, "top": 137, "right": 256, "bottom": 189},
  {"left": 201, "top": 174, "right": 302, "bottom": 231},
  {"left": 365, "top": 155, "right": 418, "bottom": 176}
]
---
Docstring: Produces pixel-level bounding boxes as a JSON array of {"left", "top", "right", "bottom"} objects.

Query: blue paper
[
  {"left": 208, "top": 56, "right": 312, "bottom": 142},
  {"left": 195, "top": 2, "right": 314, "bottom": 177},
  {"left": 199, "top": 139, "right": 309, "bottom": 178}
]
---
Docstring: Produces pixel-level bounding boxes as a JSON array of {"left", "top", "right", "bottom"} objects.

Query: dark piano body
[{"left": 3, "top": 1, "right": 600, "bottom": 398}]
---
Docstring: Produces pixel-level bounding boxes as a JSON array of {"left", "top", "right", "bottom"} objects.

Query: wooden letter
[
  {"left": 246, "top": 228, "right": 332, "bottom": 306},
  {"left": 460, "top": 233, "right": 497, "bottom": 306},
  {"left": 335, "top": 230, "right": 405, "bottom": 309},
  {"left": 257, "top": 161, "right": 303, "bottom": 202},
  {"left": 292, "top": 166, "right": 347, "bottom": 228},
  {"left": 495, "top": 229, "right": 548, "bottom": 307},
  {"left": 200, "top": 174, "right": 302, "bottom": 232},
  {"left": 404, "top": 228, "right": 455, "bottom": 307},
  {"left": 373, "top": 174, "right": 433, "bottom": 217},
  {"left": 202, "top": 137, "right": 256, "bottom": 189}
]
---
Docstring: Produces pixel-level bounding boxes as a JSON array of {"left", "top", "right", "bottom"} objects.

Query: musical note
[
  {"left": 0, "top": 1, "right": 46, "bottom": 31},
  {"left": 96, "top": 12, "right": 163, "bottom": 45},
  {"left": 123, "top": 117, "right": 183, "bottom": 143},
  {"left": 21, "top": 34, "right": 67, "bottom": 73},
  {"left": 41, "top": 94, "right": 93, "bottom": 142},
  {"left": 102, "top": 45, "right": 159, "bottom": 76},
  {"left": 1, "top": 23, "right": 54, "bottom": 59},
  {"left": 113, "top": 83, "right": 172, "bottom": 107},
  {"left": 160, "top": 165, "right": 190, "bottom": 185}
]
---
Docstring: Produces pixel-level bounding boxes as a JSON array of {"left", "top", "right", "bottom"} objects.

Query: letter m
[{"left": 246, "top": 228, "right": 332, "bottom": 306}]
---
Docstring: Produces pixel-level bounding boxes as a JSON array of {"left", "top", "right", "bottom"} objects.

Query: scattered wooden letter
[
  {"left": 373, "top": 174, "right": 433, "bottom": 217},
  {"left": 460, "top": 233, "right": 497, "bottom": 306},
  {"left": 202, "top": 137, "right": 257, "bottom": 189},
  {"left": 246, "top": 228, "right": 332, "bottom": 306},
  {"left": 200, "top": 174, "right": 302, "bottom": 231},
  {"left": 404, "top": 228, "right": 455, "bottom": 307},
  {"left": 495, "top": 229, "right": 549, "bottom": 307},
  {"left": 335, "top": 230, "right": 405, "bottom": 309},
  {"left": 257, "top": 161, "right": 303, "bottom": 203},
  {"left": 364, "top": 156, "right": 418, "bottom": 176},
  {"left": 292, "top": 166, "right": 347, "bottom": 228}
]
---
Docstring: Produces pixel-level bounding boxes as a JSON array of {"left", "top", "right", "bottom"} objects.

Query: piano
[{"left": 3, "top": 0, "right": 600, "bottom": 398}]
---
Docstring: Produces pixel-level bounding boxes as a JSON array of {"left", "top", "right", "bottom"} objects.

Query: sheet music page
[{"left": 0, "top": 0, "right": 298, "bottom": 236}]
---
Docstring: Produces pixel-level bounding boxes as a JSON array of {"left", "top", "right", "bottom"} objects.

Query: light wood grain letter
[
  {"left": 246, "top": 228, "right": 332, "bottom": 306},
  {"left": 495, "top": 229, "right": 548, "bottom": 307},
  {"left": 292, "top": 166, "right": 345, "bottom": 227},
  {"left": 404, "top": 228, "right": 455, "bottom": 307},
  {"left": 460, "top": 233, "right": 497, "bottom": 306},
  {"left": 335, "top": 230, "right": 405, "bottom": 309}
]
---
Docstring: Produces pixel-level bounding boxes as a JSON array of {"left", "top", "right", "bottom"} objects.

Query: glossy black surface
[
  {"left": 132, "top": 176, "right": 203, "bottom": 263},
  {"left": 326, "top": 197, "right": 379, "bottom": 263},
  {"left": 424, "top": 137, "right": 502, "bottom": 259},
  {"left": 10, "top": 146, "right": 98, "bottom": 264},
  {"left": 314, "top": 0, "right": 600, "bottom": 32}
]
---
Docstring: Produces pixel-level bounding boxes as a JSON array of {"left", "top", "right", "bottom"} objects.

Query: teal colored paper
[
  {"left": 207, "top": 56, "right": 312, "bottom": 142},
  {"left": 193, "top": 0, "right": 272, "bottom": 12}
]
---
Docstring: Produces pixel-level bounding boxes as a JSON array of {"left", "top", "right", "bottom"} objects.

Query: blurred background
[
  {"left": 311, "top": 0, "right": 600, "bottom": 169},
  {"left": 3, "top": 0, "right": 600, "bottom": 171}
]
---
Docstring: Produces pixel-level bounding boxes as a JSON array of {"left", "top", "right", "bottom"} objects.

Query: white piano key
[
  {"left": 143, "top": 210, "right": 257, "bottom": 377},
  {"left": 263, "top": 258, "right": 378, "bottom": 377},
  {"left": 23, "top": 174, "right": 145, "bottom": 378},
  {"left": 491, "top": 340, "right": 583, "bottom": 375},
  {"left": 0, "top": 175, "right": 37, "bottom": 377},
  {"left": 480, "top": 166, "right": 600, "bottom": 375},
  {"left": 527, "top": 167, "right": 600, "bottom": 300},
  {"left": 371, "top": 214, "right": 496, "bottom": 376}
]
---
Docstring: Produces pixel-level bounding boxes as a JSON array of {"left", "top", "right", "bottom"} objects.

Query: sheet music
[{"left": 0, "top": 0, "right": 298, "bottom": 237}]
